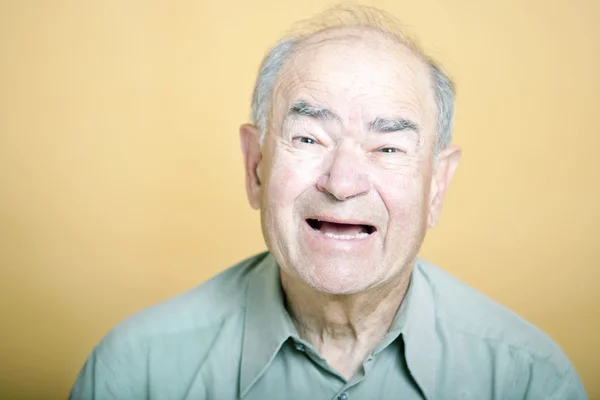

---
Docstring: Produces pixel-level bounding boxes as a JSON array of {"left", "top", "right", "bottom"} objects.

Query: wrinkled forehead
[{"left": 272, "top": 28, "right": 436, "bottom": 127}]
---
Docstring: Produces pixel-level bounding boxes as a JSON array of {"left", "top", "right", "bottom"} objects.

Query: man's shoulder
[
  {"left": 95, "top": 252, "right": 269, "bottom": 356},
  {"left": 417, "top": 259, "right": 571, "bottom": 370}
]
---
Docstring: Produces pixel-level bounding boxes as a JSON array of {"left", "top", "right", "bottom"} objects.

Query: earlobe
[
  {"left": 239, "top": 124, "right": 263, "bottom": 210},
  {"left": 428, "top": 145, "right": 461, "bottom": 228}
]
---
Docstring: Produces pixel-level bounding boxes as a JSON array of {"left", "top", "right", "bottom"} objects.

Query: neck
[{"left": 280, "top": 266, "right": 412, "bottom": 379}]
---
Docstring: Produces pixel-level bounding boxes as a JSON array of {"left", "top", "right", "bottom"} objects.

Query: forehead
[{"left": 273, "top": 29, "right": 435, "bottom": 123}]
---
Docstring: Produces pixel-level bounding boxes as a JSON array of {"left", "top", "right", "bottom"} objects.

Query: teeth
[{"left": 315, "top": 230, "right": 370, "bottom": 240}]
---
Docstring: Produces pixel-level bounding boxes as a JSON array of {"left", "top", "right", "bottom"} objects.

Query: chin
[{"left": 297, "top": 261, "right": 379, "bottom": 295}]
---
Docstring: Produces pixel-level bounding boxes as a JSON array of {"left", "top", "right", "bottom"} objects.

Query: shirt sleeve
[
  {"left": 523, "top": 362, "right": 588, "bottom": 400},
  {"left": 69, "top": 346, "right": 148, "bottom": 400},
  {"left": 548, "top": 367, "right": 588, "bottom": 400}
]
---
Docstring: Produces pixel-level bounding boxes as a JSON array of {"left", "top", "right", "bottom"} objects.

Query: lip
[
  {"left": 302, "top": 216, "right": 378, "bottom": 245},
  {"left": 305, "top": 215, "right": 377, "bottom": 228}
]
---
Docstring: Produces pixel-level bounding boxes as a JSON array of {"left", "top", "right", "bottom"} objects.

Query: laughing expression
[{"left": 250, "top": 30, "right": 442, "bottom": 294}]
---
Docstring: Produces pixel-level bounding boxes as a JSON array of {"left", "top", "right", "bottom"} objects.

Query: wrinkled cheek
[
  {"left": 398, "top": 182, "right": 426, "bottom": 214},
  {"left": 384, "top": 177, "right": 428, "bottom": 237},
  {"left": 267, "top": 155, "right": 323, "bottom": 208},
  {"left": 261, "top": 156, "right": 320, "bottom": 244},
  {"left": 267, "top": 167, "right": 298, "bottom": 209}
]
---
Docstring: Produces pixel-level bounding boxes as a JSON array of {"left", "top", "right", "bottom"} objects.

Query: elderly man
[{"left": 70, "top": 6, "right": 586, "bottom": 400}]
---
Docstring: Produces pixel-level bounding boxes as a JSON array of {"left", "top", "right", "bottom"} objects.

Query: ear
[
  {"left": 428, "top": 145, "right": 461, "bottom": 228},
  {"left": 240, "top": 123, "right": 263, "bottom": 210}
]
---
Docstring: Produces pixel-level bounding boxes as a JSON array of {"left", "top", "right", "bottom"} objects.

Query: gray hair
[{"left": 250, "top": 5, "right": 455, "bottom": 155}]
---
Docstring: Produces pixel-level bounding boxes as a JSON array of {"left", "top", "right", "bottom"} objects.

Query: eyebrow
[
  {"left": 288, "top": 100, "right": 341, "bottom": 121},
  {"left": 288, "top": 99, "right": 420, "bottom": 135},
  {"left": 367, "top": 116, "right": 420, "bottom": 133}
]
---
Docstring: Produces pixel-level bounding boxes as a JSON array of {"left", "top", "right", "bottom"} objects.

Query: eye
[
  {"left": 294, "top": 136, "right": 317, "bottom": 145},
  {"left": 378, "top": 147, "right": 404, "bottom": 154}
]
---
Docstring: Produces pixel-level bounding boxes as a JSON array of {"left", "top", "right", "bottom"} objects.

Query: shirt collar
[
  {"left": 239, "top": 255, "right": 439, "bottom": 400},
  {"left": 363, "top": 259, "right": 438, "bottom": 399},
  {"left": 240, "top": 253, "right": 297, "bottom": 398},
  {"left": 399, "top": 259, "right": 440, "bottom": 400}
]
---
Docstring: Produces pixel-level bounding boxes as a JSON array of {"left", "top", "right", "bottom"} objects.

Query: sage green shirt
[{"left": 70, "top": 252, "right": 586, "bottom": 400}]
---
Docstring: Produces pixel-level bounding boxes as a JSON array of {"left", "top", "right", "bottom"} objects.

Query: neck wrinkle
[{"left": 281, "top": 267, "right": 412, "bottom": 348}]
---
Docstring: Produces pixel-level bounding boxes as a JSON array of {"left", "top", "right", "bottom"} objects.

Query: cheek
[
  {"left": 266, "top": 151, "right": 324, "bottom": 207},
  {"left": 378, "top": 169, "right": 428, "bottom": 222}
]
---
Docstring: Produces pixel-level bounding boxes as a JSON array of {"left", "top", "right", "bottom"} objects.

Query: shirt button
[
  {"left": 338, "top": 392, "right": 348, "bottom": 400},
  {"left": 294, "top": 342, "right": 306, "bottom": 352}
]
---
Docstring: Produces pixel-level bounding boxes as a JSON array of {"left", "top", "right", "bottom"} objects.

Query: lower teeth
[{"left": 316, "top": 230, "right": 369, "bottom": 240}]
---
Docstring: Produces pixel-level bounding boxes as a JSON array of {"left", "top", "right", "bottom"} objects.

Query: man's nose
[{"left": 316, "top": 144, "right": 371, "bottom": 201}]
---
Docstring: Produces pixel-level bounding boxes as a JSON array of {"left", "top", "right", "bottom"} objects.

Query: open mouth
[{"left": 306, "top": 218, "right": 376, "bottom": 240}]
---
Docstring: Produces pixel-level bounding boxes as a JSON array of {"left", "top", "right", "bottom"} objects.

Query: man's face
[{"left": 242, "top": 31, "right": 458, "bottom": 294}]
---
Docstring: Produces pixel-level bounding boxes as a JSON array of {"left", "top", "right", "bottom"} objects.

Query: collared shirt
[{"left": 70, "top": 252, "right": 587, "bottom": 400}]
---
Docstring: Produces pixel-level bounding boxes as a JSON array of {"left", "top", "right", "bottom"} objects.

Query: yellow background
[{"left": 1, "top": 0, "right": 598, "bottom": 398}]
